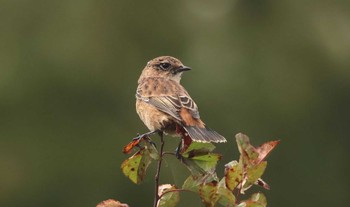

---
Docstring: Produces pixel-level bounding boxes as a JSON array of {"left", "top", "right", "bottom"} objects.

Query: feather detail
[
  {"left": 136, "top": 78, "right": 200, "bottom": 122},
  {"left": 179, "top": 108, "right": 204, "bottom": 127},
  {"left": 136, "top": 77, "right": 226, "bottom": 143},
  {"left": 183, "top": 126, "right": 227, "bottom": 143}
]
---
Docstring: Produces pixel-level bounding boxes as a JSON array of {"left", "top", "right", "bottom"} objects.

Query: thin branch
[
  {"left": 153, "top": 131, "right": 165, "bottom": 207},
  {"left": 234, "top": 183, "right": 243, "bottom": 205},
  {"left": 162, "top": 152, "right": 176, "bottom": 156}
]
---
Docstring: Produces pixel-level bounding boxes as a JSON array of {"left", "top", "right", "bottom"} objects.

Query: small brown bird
[{"left": 136, "top": 56, "right": 226, "bottom": 143}]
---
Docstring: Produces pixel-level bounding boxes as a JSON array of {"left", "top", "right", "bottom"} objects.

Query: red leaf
[
  {"left": 176, "top": 124, "right": 193, "bottom": 154},
  {"left": 236, "top": 133, "right": 280, "bottom": 165},
  {"left": 256, "top": 178, "right": 270, "bottom": 190},
  {"left": 122, "top": 138, "right": 142, "bottom": 154},
  {"left": 256, "top": 140, "right": 280, "bottom": 164}
]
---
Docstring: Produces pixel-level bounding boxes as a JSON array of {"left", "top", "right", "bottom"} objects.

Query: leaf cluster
[{"left": 121, "top": 133, "right": 279, "bottom": 207}]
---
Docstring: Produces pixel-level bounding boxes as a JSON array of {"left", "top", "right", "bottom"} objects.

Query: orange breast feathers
[{"left": 179, "top": 108, "right": 205, "bottom": 128}]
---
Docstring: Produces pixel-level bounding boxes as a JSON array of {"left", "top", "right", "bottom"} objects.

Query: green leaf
[
  {"left": 224, "top": 160, "right": 243, "bottom": 191},
  {"left": 121, "top": 151, "right": 143, "bottom": 184},
  {"left": 247, "top": 161, "right": 267, "bottom": 184},
  {"left": 121, "top": 143, "right": 158, "bottom": 184},
  {"left": 157, "top": 184, "right": 180, "bottom": 207},
  {"left": 188, "top": 152, "right": 222, "bottom": 171},
  {"left": 181, "top": 142, "right": 216, "bottom": 157},
  {"left": 182, "top": 175, "right": 202, "bottom": 192},
  {"left": 217, "top": 179, "right": 236, "bottom": 207},
  {"left": 144, "top": 139, "right": 159, "bottom": 160},
  {"left": 235, "top": 133, "right": 279, "bottom": 165},
  {"left": 182, "top": 174, "right": 217, "bottom": 192},
  {"left": 238, "top": 192, "right": 267, "bottom": 207},
  {"left": 183, "top": 175, "right": 235, "bottom": 207},
  {"left": 183, "top": 175, "right": 220, "bottom": 207},
  {"left": 251, "top": 192, "right": 267, "bottom": 204},
  {"left": 199, "top": 180, "right": 219, "bottom": 207},
  {"left": 235, "top": 133, "right": 259, "bottom": 163},
  {"left": 241, "top": 161, "right": 267, "bottom": 193},
  {"left": 180, "top": 141, "right": 221, "bottom": 175},
  {"left": 182, "top": 153, "right": 222, "bottom": 175}
]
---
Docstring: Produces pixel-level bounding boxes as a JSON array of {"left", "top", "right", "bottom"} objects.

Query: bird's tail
[{"left": 183, "top": 126, "right": 227, "bottom": 143}]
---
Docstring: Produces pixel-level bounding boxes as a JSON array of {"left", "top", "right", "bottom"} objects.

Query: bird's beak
[{"left": 175, "top": 66, "right": 191, "bottom": 73}]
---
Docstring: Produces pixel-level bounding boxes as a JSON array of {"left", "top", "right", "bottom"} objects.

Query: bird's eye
[{"left": 159, "top": 63, "right": 171, "bottom": 70}]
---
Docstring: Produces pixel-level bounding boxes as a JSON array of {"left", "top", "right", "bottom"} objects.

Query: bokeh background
[{"left": 1, "top": 0, "right": 349, "bottom": 206}]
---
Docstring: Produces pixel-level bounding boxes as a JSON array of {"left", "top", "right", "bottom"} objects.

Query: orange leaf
[{"left": 122, "top": 138, "right": 142, "bottom": 154}]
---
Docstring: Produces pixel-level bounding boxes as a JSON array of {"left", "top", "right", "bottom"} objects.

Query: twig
[
  {"left": 153, "top": 131, "right": 165, "bottom": 207},
  {"left": 235, "top": 184, "right": 242, "bottom": 205},
  {"left": 162, "top": 152, "right": 176, "bottom": 156}
]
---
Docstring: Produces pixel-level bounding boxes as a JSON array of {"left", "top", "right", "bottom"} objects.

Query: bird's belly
[{"left": 136, "top": 100, "right": 177, "bottom": 135}]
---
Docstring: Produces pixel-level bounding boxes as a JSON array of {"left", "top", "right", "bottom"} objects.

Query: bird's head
[{"left": 138, "top": 56, "right": 191, "bottom": 83}]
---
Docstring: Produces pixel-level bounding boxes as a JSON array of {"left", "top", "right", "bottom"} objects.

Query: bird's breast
[{"left": 136, "top": 100, "right": 176, "bottom": 133}]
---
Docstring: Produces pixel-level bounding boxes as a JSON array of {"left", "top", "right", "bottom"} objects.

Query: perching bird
[{"left": 135, "top": 56, "right": 226, "bottom": 143}]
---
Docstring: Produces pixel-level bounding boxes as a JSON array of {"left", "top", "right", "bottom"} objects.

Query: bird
[{"left": 135, "top": 56, "right": 227, "bottom": 145}]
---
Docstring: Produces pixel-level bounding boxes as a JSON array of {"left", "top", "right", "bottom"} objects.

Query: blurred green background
[{"left": 1, "top": 0, "right": 349, "bottom": 206}]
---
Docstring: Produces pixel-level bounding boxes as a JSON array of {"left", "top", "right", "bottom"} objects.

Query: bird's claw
[
  {"left": 132, "top": 134, "right": 143, "bottom": 141},
  {"left": 174, "top": 140, "right": 183, "bottom": 159},
  {"left": 175, "top": 146, "right": 182, "bottom": 160},
  {"left": 132, "top": 132, "right": 157, "bottom": 148}
]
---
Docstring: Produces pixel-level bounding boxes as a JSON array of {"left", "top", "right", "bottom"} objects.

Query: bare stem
[
  {"left": 153, "top": 131, "right": 165, "bottom": 207},
  {"left": 235, "top": 185, "right": 242, "bottom": 204},
  {"left": 162, "top": 152, "right": 176, "bottom": 156}
]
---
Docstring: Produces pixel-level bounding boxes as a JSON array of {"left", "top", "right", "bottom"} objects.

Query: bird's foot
[
  {"left": 132, "top": 130, "right": 159, "bottom": 148},
  {"left": 174, "top": 140, "right": 183, "bottom": 160},
  {"left": 124, "top": 131, "right": 159, "bottom": 153},
  {"left": 175, "top": 147, "right": 182, "bottom": 159}
]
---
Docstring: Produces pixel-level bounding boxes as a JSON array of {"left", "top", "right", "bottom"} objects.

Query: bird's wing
[
  {"left": 136, "top": 78, "right": 226, "bottom": 143},
  {"left": 177, "top": 95, "right": 200, "bottom": 119},
  {"left": 136, "top": 79, "right": 200, "bottom": 122}
]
